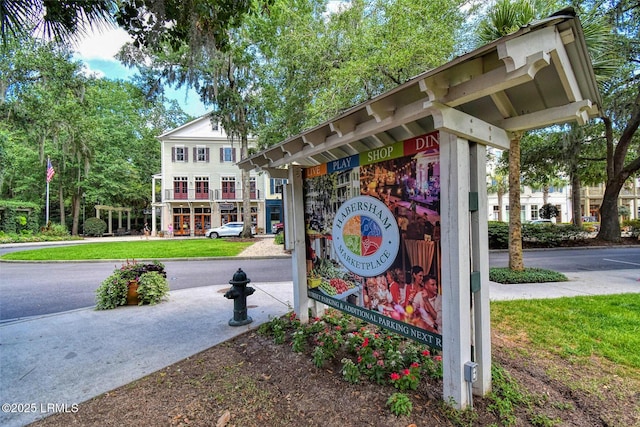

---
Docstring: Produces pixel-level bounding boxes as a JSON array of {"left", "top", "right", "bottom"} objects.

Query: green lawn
[
  {"left": 491, "top": 293, "right": 640, "bottom": 370},
  {"left": 0, "top": 239, "right": 254, "bottom": 261}
]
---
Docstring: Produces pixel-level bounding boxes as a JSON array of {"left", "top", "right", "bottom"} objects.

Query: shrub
[
  {"left": 622, "top": 219, "right": 640, "bottom": 237},
  {"left": 488, "top": 221, "right": 509, "bottom": 249},
  {"left": 84, "top": 217, "right": 107, "bottom": 236},
  {"left": 522, "top": 223, "right": 584, "bottom": 247},
  {"left": 41, "top": 223, "right": 69, "bottom": 237},
  {"left": 274, "top": 232, "right": 285, "bottom": 245},
  {"left": 539, "top": 203, "right": 559, "bottom": 220},
  {"left": 489, "top": 267, "right": 567, "bottom": 284}
]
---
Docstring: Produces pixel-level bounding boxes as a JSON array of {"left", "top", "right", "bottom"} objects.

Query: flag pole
[
  {"left": 45, "top": 156, "right": 55, "bottom": 225},
  {"left": 46, "top": 160, "right": 50, "bottom": 225}
]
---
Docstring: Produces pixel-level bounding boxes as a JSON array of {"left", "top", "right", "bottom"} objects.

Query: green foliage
[
  {"left": 489, "top": 221, "right": 595, "bottom": 249},
  {"left": 341, "top": 358, "right": 361, "bottom": 384},
  {"left": 2, "top": 33, "right": 190, "bottom": 235},
  {"left": 622, "top": 219, "right": 640, "bottom": 237},
  {"left": 538, "top": 203, "right": 559, "bottom": 220},
  {"left": 386, "top": 392, "right": 413, "bottom": 417},
  {"left": 136, "top": 271, "right": 170, "bottom": 305},
  {"left": 247, "top": 0, "right": 465, "bottom": 145},
  {"left": 489, "top": 267, "right": 567, "bottom": 284},
  {"left": 492, "top": 294, "right": 640, "bottom": 369},
  {"left": 95, "top": 260, "right": 169, "bottom": 310},
  {"left": 274, "top": 232, "right": 284, "bottom": 245},
  {"left": 95, "top": 269, "right": 129, "bottom": 310},
  {"left": 522, "top": 223, "right": 584, "bottom": 247},
  {"left": 83, "top": 217, "right": 107, "bottom": 237},
  {"left": 41, "top": 222, "right": 69, "bottom": 237},
  {"left": 0, "top": 200, "right": 41, "bottom": 234},
  {"left": 488, "top": 221, "right": 510, "bottom": 249},
  {"left": 257, "top": 309, "right": 443, "bottom": 417},
  {"left": 487, "top": 364, "right": 530, "bottom": 426},
  {"left": 390, "top": 364, "right": 421, "bottom": 391}
]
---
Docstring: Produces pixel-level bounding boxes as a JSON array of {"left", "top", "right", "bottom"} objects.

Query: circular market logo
[{"left": 332, "top": 196, "right": 400, "bottom": 277}]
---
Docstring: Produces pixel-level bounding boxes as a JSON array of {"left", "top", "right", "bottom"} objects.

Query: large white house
[
  {"left": 150, "top": 116, "right": 285, "bottom": 237},
  {"left": 486, "top": 150, "right": 640, "bottom": 223}
]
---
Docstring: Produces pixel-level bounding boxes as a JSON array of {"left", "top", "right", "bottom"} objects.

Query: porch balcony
[{"left": 163, "top": 188, "right": 261, "bottom": 202}]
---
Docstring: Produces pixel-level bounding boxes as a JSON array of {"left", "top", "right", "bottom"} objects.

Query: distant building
[
  {"left": 151, "top": 116, "right": 285, "bottom": 236},
  {"left": 486, "top": 150, "right": 639, "bottom": 223}
]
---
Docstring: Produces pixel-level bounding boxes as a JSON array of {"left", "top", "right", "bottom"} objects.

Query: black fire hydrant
[{"left": 224, "top": 268, "right": 255, "bottom": 326}]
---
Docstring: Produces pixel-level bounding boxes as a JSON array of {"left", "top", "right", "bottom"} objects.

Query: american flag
[{"left": 46, "top": 158, "right": 55, "bottom": 183}]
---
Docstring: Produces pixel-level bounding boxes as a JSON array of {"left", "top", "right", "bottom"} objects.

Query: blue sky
[{"left": 74, "top": 27, "right": 209, "bottom": 118}]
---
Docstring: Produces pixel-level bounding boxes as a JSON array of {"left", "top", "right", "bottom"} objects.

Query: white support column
[
  {"left": 108, "top": 210, "right": 113, "bottom": 235},
  {"left": 189, "top": 205, "right": 194, "bottom": 237},
  {"left": 470, "top": 142, "right": 492, "bottom": 396},
  {"left": 151, "top": 206, "right": 157, "bottom": 237},
  {"left": 289, "top": 166, "right": 311, "bottom": 323},
  {"left": 440, "top": 131, "right": 473, "bottom": 409}
]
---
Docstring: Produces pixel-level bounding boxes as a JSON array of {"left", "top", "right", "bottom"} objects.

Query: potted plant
[{"left": 96, "top": 260, "right": 169, "bottom": 309}]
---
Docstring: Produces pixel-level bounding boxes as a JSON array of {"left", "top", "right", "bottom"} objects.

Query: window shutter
[
  {"left": 232, "top": 148, "right": 237, "bottom": 162},
  {"left": 184, "top": 148, "right": 188, "bottom": 162},
  {"left": 206, "top": 148, "right": 210, "bottom": 162},
  {"left": 193, "top": 147, "right": 197, "bottom": 161},
  {"left": 172, "top": 147, "right": 176, "bottom": 162},
  {"left": 220, "top": 147, "right": 224, "bottom": 162}
]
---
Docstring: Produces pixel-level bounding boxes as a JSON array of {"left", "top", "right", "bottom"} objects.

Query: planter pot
[{"left": 127, "top": 280, "right": 140, "bottom": 305}]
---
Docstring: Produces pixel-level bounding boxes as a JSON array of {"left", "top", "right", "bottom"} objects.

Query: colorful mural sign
[{"left": 303, "top": 131, "right": 442, "bottom": 348}]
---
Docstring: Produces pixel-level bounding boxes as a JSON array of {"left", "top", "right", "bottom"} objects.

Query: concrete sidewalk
[
  {"left": 1, "top": 270, "right": 639, "bottom": 427},
  {"left": 489, "top": 268, "right": 640, "bottom": 300},
  {"left": 0, "top": 282, "right": 293, "bottom": 427}
]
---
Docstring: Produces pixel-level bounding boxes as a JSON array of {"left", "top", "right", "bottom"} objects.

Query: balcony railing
[
  {"left": 164, "top": 189, "right": 261, "bottom": 201},
  {"left": 580, "top": 186, "right": 639, "bottom": 198}
]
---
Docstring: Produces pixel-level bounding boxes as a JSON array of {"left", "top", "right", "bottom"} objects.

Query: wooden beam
[
  {"left": 498, "top": 99, "right": 593, "bottom": 131},
  {"left": 366, "top": 98, "right": 396, "bottom": 122},
  {"left": 425, "top": 102, "right": 511, "bottom": 150}
]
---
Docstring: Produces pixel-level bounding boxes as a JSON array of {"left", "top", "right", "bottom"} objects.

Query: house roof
[{"left": 238, "top": 10, "right": 601, "bottom": 176}]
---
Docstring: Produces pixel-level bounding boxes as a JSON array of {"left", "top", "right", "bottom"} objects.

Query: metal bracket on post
[
  {"left": 469, "top": 192, "right": 479, "bottom": 212},
  {"left": 470, "top": 271, "right": 481, "bottom": 293}
]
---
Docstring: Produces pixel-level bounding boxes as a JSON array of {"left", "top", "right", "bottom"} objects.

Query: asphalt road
[
  {"left": 0, "top": 258, "right": 292, "bottom": 322},
  {"left": 1, "top": 246, "right": 638, "bottom": 322},
  {"left": 488, "top": 246, "right": 640, "bottom": 272}
]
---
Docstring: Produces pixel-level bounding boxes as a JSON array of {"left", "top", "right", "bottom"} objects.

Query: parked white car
[{"left": 205, "top": 222, "right": 254, "bottom": 238}]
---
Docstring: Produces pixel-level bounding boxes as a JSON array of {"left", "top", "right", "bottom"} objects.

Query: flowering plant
[{"left": 390, "top": 363, "right": 421, "bottom": 391}]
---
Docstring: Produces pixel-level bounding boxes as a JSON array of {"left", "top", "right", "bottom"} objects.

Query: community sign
[{"left": 304, "top": 131, "right": 443, "bottom": 348}]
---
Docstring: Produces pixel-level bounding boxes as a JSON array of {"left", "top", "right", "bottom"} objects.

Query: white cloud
[
  {"left": 79, "top": 63, "right": 106, "bottom": 79},
  {"left": 74, "top": 26, "right": 132, "bottom": 61}
]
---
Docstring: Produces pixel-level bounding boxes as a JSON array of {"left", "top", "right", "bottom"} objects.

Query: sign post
[{"left": 238, "top": 12, "right": 601, "bottom": 410}]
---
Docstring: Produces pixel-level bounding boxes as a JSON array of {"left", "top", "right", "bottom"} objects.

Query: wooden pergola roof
[{"left": 238, "top": 9, "right": 601, "bottom": 176}]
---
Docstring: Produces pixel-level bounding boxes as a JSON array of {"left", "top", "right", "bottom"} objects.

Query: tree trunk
[
  {"left": 240, "top": 134, "right": 253, "bottom": 238},
  {"left": 497, "top": 190, "right": 503, "bottom": 222},
  {"left": 58, "top": 184, "right": 65, "bottom": 227},
  {"left": 71, "top": 191, "right": 81, "bottom": 236},
  {"left": 571, "top": 172, "right": 582, "bottom": 226},
  {"left": 508, "top": 134, "right": 524, "bottom": 271},
  {"left": 597, "top": 180, "right": 623, "bottom": 242}
]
